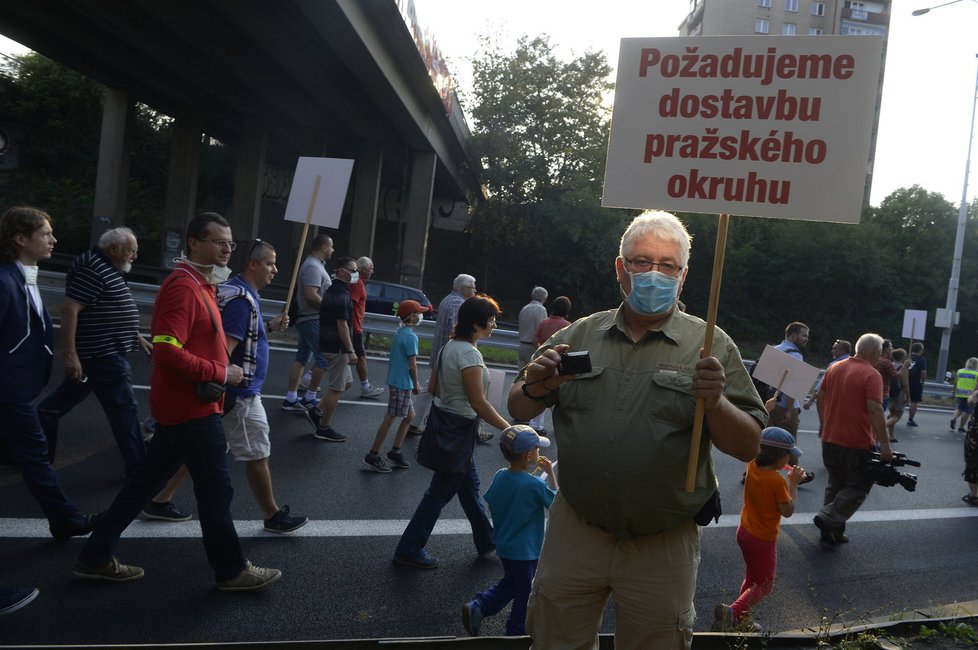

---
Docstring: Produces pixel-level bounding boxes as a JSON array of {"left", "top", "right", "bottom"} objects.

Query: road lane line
[{"left": 3, "top": 508, "right": 976, "bottom": 539}]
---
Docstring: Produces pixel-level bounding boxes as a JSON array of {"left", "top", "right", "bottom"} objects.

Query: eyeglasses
[
  {"left": 197, "top": 237, "right": 237, "bottom": 251},
  {"left": 623, "top": 257, "right": 683, "bottom": 276}
]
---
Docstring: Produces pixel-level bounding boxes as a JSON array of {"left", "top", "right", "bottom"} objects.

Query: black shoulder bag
[{"left": 415, "top": 345, "right": 480, "bottom": 474}]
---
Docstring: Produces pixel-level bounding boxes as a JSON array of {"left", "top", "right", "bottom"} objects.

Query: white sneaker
[{"left": 360, "top": 386, "right": 385, "bottom": 399}]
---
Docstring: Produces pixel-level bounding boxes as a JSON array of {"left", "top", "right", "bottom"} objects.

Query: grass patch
[{"left": 364, "top": 334, "right": 518, "bottom": 366}]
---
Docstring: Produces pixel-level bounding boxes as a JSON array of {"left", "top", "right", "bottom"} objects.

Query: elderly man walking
[
  {"left": 813, "top": 333, "right": 893, "bottom": 548},
  {"left": 37, "top": 228, "right": 151, "bottom": 480},
  {"left": 517, "top": 286, "right": 548, "bottom": 369}
]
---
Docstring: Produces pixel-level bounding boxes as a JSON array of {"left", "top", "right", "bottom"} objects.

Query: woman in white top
[{"left": 394, "top": 296, "right": 510, "bottom": 569}]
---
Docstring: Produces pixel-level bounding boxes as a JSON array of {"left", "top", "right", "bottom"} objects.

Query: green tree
[{"left": 463, "top": 35, "right": 630, "bottom": 316}]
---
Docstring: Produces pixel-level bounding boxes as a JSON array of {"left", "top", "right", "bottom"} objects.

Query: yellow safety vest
[{"left": 955, "top": 369, "right": 978, "bottom": 397}]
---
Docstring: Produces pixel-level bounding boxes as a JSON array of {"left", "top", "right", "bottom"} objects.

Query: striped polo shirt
[{"left": 66, "top": 247, "right": 140, "bottom": 359}]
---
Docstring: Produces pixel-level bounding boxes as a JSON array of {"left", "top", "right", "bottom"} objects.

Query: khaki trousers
[{"left": 527, "top": 494, "right": 699, "bottom": 650}]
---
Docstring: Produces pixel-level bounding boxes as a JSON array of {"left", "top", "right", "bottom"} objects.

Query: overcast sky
[
  {"left": 412, "top": 0, "right": 978, "bottom": 209},
  {"left": 2, "top": 1, "right": 976, "bottom": 208}
]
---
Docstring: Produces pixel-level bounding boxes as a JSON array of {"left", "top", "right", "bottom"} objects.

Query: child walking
[
  {"left": 462, "top": 425, "right": 557, "bottom": 636},
  {"left": 362, "top": 300, "right": 429, "bottom": 473},
  {"left": 714, "top": 426, "right": 805, "bottom": 632}
]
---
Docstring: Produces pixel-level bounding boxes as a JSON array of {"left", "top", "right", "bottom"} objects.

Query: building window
[
  {"left": 755, "top": 18, "right": 770, "bottom": 33},
  {"left": 785, "top": 0, "right": 799, "bottom": 12},
  {"left": 758, "top": 0, "right": 772, "bottom": 6},
  {"left": 809, "top": 27, "right": 823, "bottom": 35},
  {"left": 783, "top": 23, "right": 797, "bottom": 35},
  {"left": 812, "top": 1, "right": 825, "bottom": 16}
]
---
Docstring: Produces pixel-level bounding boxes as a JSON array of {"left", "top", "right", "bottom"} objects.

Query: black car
[{"left": 365, "top": 280, "right": 434, "bottom": 319}]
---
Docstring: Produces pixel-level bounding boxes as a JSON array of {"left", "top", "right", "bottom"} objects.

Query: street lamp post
[{"left": 935, "top": 54, "right": 978, "bottom": 382}]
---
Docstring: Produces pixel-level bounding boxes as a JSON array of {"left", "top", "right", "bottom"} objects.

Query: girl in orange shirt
[{"left": 713, "top": 426, "right": 805, "bottom": 632}]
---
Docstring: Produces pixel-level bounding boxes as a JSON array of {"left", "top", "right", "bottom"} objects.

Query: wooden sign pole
[
  {"left": 282, "top": 174, "right": 322, "bottom": 318},
  {"left": 684, "top": 213, "right": 730, "bottom": 494}
]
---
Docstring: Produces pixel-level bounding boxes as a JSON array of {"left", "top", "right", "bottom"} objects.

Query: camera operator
[
  {"left": 813, "top": 333, "right": 893, "bottom": 548},
  {"left": 508, "top": 210, "right": 765, "bottom": 649}
]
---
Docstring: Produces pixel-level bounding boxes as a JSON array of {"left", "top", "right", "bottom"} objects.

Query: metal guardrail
[{"left": 38, "top": 270, "right": 521, "bottom": 352}]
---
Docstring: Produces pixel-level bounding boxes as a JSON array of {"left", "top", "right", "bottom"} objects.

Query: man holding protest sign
[{"left": 509, "top": 210, "right": 764, "bottom": 648}]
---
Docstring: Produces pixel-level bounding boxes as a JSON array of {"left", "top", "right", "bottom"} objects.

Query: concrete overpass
[{"left": 0, "top": 0, "right": 480, "bottom": 289}]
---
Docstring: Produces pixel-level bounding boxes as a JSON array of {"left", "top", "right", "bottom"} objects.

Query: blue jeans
[
  {"left": 0, "top": 402, "right": 80, "bottom": 522},
  {"left": 79, "top": 414, "right": 246, "bottom": 581},
  {"left": 38, "top": 353, "right": 144, "bottom": 478},
  {"left": 475, "top": 558, "right": 538, "bottom": 635},
  {"left": 294, "top": 319, "right": 328, "bottom": 370},
  {"left": 395, "top": 459, "right": 494, "bottom": 558}
]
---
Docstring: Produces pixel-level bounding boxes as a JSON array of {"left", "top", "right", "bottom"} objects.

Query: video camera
[{"left": 859, "top": 451, "right": 921, "bottom": 492}]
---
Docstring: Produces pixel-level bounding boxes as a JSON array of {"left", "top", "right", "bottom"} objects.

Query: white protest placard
[
  {"left": 283, "top": 157, "right": 355, "bottom": 229},
  {"left": 902, "top": 309, "right": 927, "bottom": 341},
  {"left": 603, "top": 36, "right": 884, "bottom": 223},
  {"left": 486, "top": 368, "right": 508, "bottom": 411},
  {"left": 752, "top": 345, "right": 822, "bottom": 402}
]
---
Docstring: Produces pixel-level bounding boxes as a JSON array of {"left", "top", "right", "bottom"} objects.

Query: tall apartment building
[{"left": 679, "top": 0, "right": 891, "bottom": 205}]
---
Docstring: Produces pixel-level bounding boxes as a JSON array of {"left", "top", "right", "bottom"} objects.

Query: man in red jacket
[{"left": 74, "top": 213, "right": 281, "bottom": 591}]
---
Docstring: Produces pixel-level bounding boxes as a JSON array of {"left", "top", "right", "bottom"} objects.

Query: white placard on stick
[
  {"left": 603, "top": 35, "right": 883, "bottom": 223},
  {"left": 283, "top": 157, "right": 355, "bottom": 229},
  {"left": 752, "top": 345, "right": 822, "bottom": 402},
  {"left": 902, "top": 309, "right": 927, "bottom": 341}
]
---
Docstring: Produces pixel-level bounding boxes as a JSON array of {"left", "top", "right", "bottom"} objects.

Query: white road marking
[{"left": 3, "top": 508, "right": 976, "bottom": 539}]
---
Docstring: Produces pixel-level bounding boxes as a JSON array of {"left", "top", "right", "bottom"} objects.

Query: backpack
[{"left": 746, "top": 360, "right": 777, "bottom": 402}]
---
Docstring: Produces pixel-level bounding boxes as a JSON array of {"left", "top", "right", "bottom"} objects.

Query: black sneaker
[
  {"left": 49, "top": 513, "right": 99, "bottom": 541},
  {"left": 141, "top": 501, "right": 192, "bottom": 522},
  {"left": 800, "top": 470, "right": 815, "bottom": 485},
  {"left": 386, "top": 450, "right": 411, "bottom": 469},
  {"left": 364, "top": 453, "right": 392, "bottom": 473},
  {"left": 263, "top": 506, "right": 308, "bottom": 533},
  {"left": 314, "top": 426, "right": 347, "bottom": 442},
  {"left": 0, "top": 587, "right": 39, "bottom": 616}
]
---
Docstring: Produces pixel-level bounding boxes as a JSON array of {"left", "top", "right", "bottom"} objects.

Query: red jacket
[{"left": 150, "top": 264, "right": 229, "bottom": 424}]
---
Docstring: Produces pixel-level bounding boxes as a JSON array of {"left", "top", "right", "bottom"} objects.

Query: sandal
[{"left": 962, "top": 495, "right": 978, "bottom": 506}]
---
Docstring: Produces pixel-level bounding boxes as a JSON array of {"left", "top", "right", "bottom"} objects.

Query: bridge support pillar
[
  {"left": 161, "top": 110, "right": 202, "bottom": 270},
  {"left": 91, "top": 87, "right": 133, "bottom": 246},
  {"left": 230, "top": 116, "right": 267, "bottom": 242},
  {"left": 348, "top": 141, "right": 383, "bottom": 260},
  {"left": 398, "top": 151, "right": 435, "bottom": 289}
]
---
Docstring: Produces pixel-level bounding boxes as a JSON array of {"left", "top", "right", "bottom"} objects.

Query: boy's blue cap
[
  {"left": 500, "top": 424, "right": 551, "bottom": 455},
  {"left": 761, "top": 426, "right": 802, "bottom": 458}
]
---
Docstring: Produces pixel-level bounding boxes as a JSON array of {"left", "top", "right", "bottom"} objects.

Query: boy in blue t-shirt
[
  {"left": 363, "top": 300, "right": 429, "bottom": 473},
  {"left": 462, "top": 425, "right": 557, "bottom": 636}
]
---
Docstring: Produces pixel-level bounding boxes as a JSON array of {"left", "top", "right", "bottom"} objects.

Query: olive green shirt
[{"left": 522, "top": 306, "right": 766, "bottom": 538}]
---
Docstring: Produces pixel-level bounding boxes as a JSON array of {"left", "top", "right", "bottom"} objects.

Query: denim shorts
[{"left": 294, "top": 319, "right": 328, "bottom": 369}]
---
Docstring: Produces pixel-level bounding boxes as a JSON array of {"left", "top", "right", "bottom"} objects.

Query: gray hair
[
  {"left": 453, "top": 273, "right": 476, "bottom": 291},
  {"left": 97, "top": 227, "right": 135, "bottom": 251},
  {"left": 356, "top": 256, "right": 373, "bottom": 271},
  {"left": 531, "top": 286, "right": 548, "bottom": 302},
  {"left": 967, "top": 357, "right": 978, "bottom": 370},
  {"left": 855, "top": 333, "right": 883, "bottom": 357},
  {"left": 619, "top": 210, "right": 691, "bottom": 267}
]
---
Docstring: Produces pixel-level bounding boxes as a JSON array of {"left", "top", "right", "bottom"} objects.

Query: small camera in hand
[{"left": 558, "top": 351, "right": 592, "bottom": 376}]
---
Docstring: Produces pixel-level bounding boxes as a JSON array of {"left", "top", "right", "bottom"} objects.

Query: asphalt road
[{"left": 1, "top": 343, "right": 976, "bottom": 645}]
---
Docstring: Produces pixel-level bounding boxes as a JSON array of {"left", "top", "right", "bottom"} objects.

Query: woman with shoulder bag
[{"left": 394, "top": 296, "right": 511, "bottom": 569}]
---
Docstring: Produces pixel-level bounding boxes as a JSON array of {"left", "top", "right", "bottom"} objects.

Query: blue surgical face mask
[{"left": 625, "top": 270, "right": 679, "bottom": 316}]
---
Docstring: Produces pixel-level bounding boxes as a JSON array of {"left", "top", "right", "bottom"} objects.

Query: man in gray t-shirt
[{"left": 284, "top": 234, "right": 333, "bottom": 416}]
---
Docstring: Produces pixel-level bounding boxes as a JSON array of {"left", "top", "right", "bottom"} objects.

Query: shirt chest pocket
[
  {"left": 557, "top": 367, "right": 605, "bottom": 414},
  {"left": 650, "top": 369, "right": 697, "bottom": 427}
]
